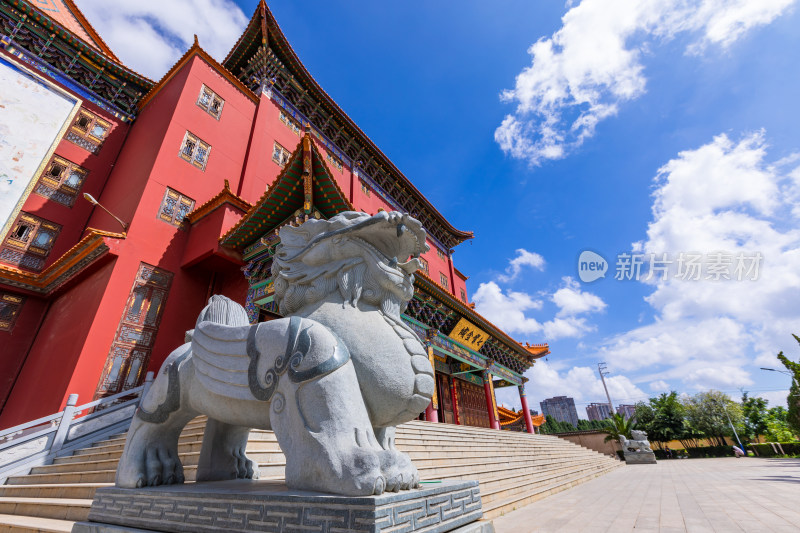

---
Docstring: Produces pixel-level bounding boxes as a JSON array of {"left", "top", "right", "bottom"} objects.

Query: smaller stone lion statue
[{"left": 620, "top": 430, "right": 653, "bottom": 453}]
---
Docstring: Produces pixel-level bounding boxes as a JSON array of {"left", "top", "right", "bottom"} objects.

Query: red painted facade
[{"left": 0, "top": 0, "right": 539, "bottom": 432}]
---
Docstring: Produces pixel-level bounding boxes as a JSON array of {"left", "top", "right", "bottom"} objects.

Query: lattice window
[
  {"left": 326, "top": 151, "right": 343, "bottom": 172},
  {"left": 419, "top": 257, "right": 429, "bottom": 274},
  {"left": 460, "top": 288, "right": 466, "bottom": 303},
  {"left": 272, "top": 141, "right": 291, "bottom": 167},
  {"left": 33, "top": 155, "right": 88, "bottom": 207},
  {"left": 279, "top": 110, "right": 301, "bottom": 135},
  {"left": 0, "top": 212, "right": 61, "bottom": 271},
  {"left": 65, "top": 108, "right": 110, "bottom": 154},
  {"left": 158, "top": 188, "right": 195, "bottom": 227},
  {"left": 197, "top": 85, "right": 224, "bottom": 119},
  {"left": 96, "top": 263, "right": 172, "bottom": 397},
  {"left": 178, "top": 131, "right": 211, "bottom": 170},
  {"left": 439, "top": 273, "right": 449, "bottom": 290},
  {"left": 0, "top": 293, "right": 25, "bottom": 331},
  {"left": 437, "top": 248, "right": 447, "bottom": 261},
  {"left": 360, "top": 180, "right": 371, "bottom": 197}
]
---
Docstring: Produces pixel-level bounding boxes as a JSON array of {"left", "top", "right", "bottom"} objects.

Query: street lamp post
[
  {"left": 715, "top": 398, "right": 746, "bottom": 454},
  {"left": 83, "top": 193, "right": 129, "bottom": 232},
  {"left": 598, "top": 363, "right": 615, "bottom": 416},
  {"left": 760, "top": 367, "right": 800, "bottom": 392}
]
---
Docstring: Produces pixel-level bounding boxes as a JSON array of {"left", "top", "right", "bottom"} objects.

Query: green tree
[
  {"left": 764, "top": 407, "right": 797, "bottom": 442},
  {"left": 682, "top": 391, "right": 743, "bottom": 447},
  {"left": 540, "top": 415, "right": 576, "bottom": 434},
  {"left": 777, "top": 334, "right": 800, "bottom": 436},
  {"left": 740, "top": 393, "right": 769, "bottom": 443},
  {"left": 632, "top": 393, "right": 687, "bottom": 449},
  {"left": 599, "top": 413, "right": 635, "bottom": 444}
]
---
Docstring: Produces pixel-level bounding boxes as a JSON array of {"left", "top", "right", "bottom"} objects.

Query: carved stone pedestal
[
  {"left": 624, "top": 451, "right": 657, "bottom": 464},
  {"left": 72, "top": 479, "right": 493, "bottom": 533}
]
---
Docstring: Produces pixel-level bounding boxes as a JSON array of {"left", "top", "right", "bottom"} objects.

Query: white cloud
[
  {"left": 496, "top": 0, "right": 796, "bottom": 165},
  {"left": 497, "top": 248, "right": 545, "bottom": 282},
  {"left": 77, "top": 0, "right": 249, "bottom": 79},
  {"left": 552, "top": 276, "right": 606, "bottom": 316},
  {"left": 472, "top": 281, "right": 544, "bottom": 335},
  {"left": 474, "top": 275, "right": 606, "bottom": 340},
  {"left": 496, "top": 360, "right": 647, "bottom": 414},
  {"left": 755, "top": 389, "right": 789, "bottom": 409},
  {"left": 649, "top": 380, "right": 670, "bottom": 392},
  {"left": 599, "top": 131, "right": 800, "bottom": 393}
]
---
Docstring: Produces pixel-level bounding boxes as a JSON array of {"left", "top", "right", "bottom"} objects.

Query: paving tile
[{"left": 493, "top": 458, "right": 800, "bottom": 533}]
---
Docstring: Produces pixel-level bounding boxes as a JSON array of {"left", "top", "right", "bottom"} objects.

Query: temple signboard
[{"left": 448, "top": 317, "right": 488, "bottom": 352}]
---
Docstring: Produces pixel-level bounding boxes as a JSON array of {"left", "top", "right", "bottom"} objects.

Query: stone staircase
[{"left": 0, "top": 418, "right": 622, "bottom": 532}]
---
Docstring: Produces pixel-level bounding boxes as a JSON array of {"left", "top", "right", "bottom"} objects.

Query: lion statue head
[
  {"left": 631, "top": 430, "right": 648, "bottom": 441},
  {"left": 271, "top": 211, "right": 429, "bottom": 319}
]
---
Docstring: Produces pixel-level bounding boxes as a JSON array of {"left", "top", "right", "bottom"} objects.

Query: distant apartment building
[
  {"left": 586, "top": 402, "right": 612, "bottom": 421},
  {"left": 617, "top": 404, "right": 636, "bottom": 420},
  {"left": 540, "top": 396, "right": 580, "bottom": 427}
]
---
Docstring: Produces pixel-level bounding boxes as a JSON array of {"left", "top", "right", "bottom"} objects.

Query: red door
[{"left": 95, "top": 264, "right": 172, "bottom": 398}]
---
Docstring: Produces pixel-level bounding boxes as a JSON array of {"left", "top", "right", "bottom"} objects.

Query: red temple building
[{"left": 0, "top": 0, "right": 548, "bottom": 432}]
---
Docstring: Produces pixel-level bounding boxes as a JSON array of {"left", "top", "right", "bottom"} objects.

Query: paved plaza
[{"left": 493, "top": 457, "right": 800, "bottom": 533}]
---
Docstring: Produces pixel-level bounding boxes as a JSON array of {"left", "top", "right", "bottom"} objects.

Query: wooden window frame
[
  {"left": 0, "top": 212, "right": 61, "bottom": 271},
  {"left": 0, "top": 293, "right": 25, "bottom": 332},
  {"left": 34, "top": 155, "right": 88, "bottom": 207},
  {"left": 460, "top": 288, "right": 467, "bottom": 303},
  {"left": 360, "top": 179, "right": 371, "bottom": 197},
  {"left": 419, "top": 257, "right": 429, "bottom": 274},
  {"left": 158, "top": 188, "right": 195, "bottom": 228},
  {"left": 436, "top": 248, "right": 447, "bottom": 261},
  {"left": 439, "top": 272, "right": 449, "bottom": 290},
  {"left": 65, "top": 108, "right": 110, "bottom": 154},
  {"left": 272, "top": 141, "right": 291, "bottom": 167},
  {"left": 178, "top": 131, "right": 211, "bottom": 170},
  {"left": 196, "top": 84, "right": 224, "bottom": 119}
]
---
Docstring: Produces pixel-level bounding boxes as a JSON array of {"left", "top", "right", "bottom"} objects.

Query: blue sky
[{"left": 78, "top": 0, "right": 800, "bottom": 417}]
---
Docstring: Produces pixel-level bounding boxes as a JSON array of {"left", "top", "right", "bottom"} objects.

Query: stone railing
[{"left": 0, "top": 371, "right": 154, "bottom": 483}]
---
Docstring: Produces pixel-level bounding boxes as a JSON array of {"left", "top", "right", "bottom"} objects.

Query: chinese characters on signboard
[{"left": 448, "top": 317, "right": 489, "bottom": 352}]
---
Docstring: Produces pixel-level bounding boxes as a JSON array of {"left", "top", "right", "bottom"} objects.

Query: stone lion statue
[
  {"left": 116, "top": 211, "right": 433, "bottom": 496},
  {"left": 620, "top": 430, "right": 653, "bottom": 453}
]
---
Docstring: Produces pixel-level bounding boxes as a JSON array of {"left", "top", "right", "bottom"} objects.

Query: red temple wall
[
  {"left": 0, "top": 46, "right": 474, "bottom": 428},
  {"left": 0, "top": 259, "right": 116, "bottom": 428},
  {"left": 0, "top": 295, "right": 48, "bottom": 415}
]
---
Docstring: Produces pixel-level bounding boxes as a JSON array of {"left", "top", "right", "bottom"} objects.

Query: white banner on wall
[{"left": 0, "top": 54, "right": 79, "bottom": 242}]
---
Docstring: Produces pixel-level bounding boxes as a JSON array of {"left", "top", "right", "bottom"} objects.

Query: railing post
[
  {"left": 50, "top": 394, "right": 78, "bottom": 454},
  {"left": 140, "top": 371, "right": 155, "bottom": 405}
]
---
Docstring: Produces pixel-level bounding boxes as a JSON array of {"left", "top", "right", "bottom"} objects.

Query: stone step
[
  {"left": 479, "top": 461, "right": 619, "bottom": 505},
  {"left": 482, "top": 462, "right": 623, "bottom": 519},
  {"left": 0, "top": 513, "right": 73, "bottom": 533},
  {"left": 36, "top": 450, "right": 287, "bottom": 474},
  {"left": 58, "top": 443, "right": 603, "bottom": 471},
  {"left": 0, "top": 498, "right": 91, "bottom": 522},
  {"left": 0, "top": 485, "right": 110, "bottom": 500},
  {"left": 4, "top": 464, "right": 287, "bottom": 486},
  {"left": 0, "top": 420, "right": 621, "bottom": 529}
]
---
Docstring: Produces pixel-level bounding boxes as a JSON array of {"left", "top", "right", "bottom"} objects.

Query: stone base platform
[
  {"left": 624, "top": 451, "right": 657, "bottom": 464},
  {"left": 71, "top": 479, "right": 491, "bottom": 533}
]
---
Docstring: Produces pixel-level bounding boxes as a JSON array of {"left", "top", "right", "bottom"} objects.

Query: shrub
[{"left": 750, "top": 442, "right": 800, "bottom": 457}]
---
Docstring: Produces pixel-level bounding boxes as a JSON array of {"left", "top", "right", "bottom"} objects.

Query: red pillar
[
  {"left": 519, "top": 385, "right": 534, "bottom": 434},
  {"left": 451, "top": 378, "right": 460, "bottom": 425},
  {"left": 483, "top": 370, "right": 500, "bottom": 430},
  {"left": 424, "top": 343, "right": 439, "bottom": 423}
]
